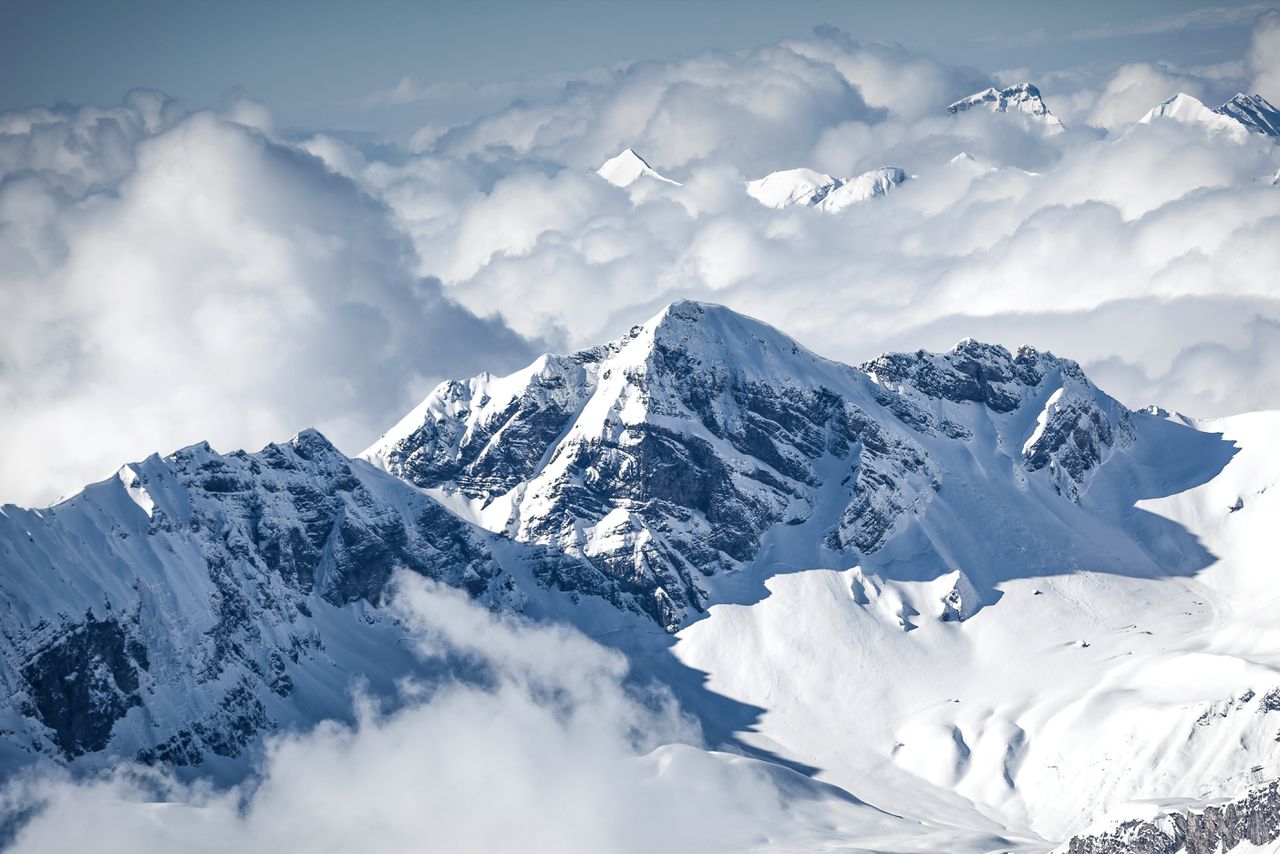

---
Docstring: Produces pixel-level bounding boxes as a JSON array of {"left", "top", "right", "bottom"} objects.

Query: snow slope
[{"left": 673, "top": 407, "right": 1280, "bottom": 847}]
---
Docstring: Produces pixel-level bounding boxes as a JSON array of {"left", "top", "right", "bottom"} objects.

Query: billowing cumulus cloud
[
  {"left": 1086, "top": 62, "right": 1213, "bottom": 130},
  {"left": 6, "top": 23, "right": 1280, "bottom": 507},
  {"left": 1248, "top": 9, "right": 1280, "bottom": 100},
  {"left": 311, "top": 25, "right": 1280, "bottom": 423},
  {"left": 0, "top": 575, "right": 917, "bottom": 854},
  {"left": 0, "top": 98, "right": 537, "bottom": 506}
]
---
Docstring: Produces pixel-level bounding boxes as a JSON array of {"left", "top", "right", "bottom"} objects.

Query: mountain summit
[
  {"left": 1135, "top": 92, "right": 1280, "bottom": 142},
  {"left": 746, "top": 166, "right": 909, "bottom": 211},
  {"left": 1214, "top": 92, "right": 1280, "bottom": 138},
  {"left": 947, "top": 82, "right": 1063, "bottom": 131},
  {"left": 1140, "top": 92, "right": 1250, "bottom": 138},
  {"left": 595, "top": 148, "right": 681, "bottom": 187}
]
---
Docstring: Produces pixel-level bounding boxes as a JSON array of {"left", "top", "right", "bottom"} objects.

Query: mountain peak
[
  {"left": 947, "top": 82, "right": 1063, "bottom": 131},
  {"left": 620, "top": 300, "right": 851, "bottom": 389},
  {"left": 1214, "top": 92, "right": 1280, "bottom": 138},
  {"left": 595, "top": 148, "right": 681, "bottom": 188},
  {"left": 746, "top": 165, "right": 908, "bottom": 211},
  {"left": 1138, "top": 92, "right": 1251, "bottom": 141},
  {"left": 746, "top": 168, "right": 840, "bottom": 208}
]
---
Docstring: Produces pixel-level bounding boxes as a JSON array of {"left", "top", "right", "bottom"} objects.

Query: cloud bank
[
  {"left": 4, "top": 21, "right": 1280, "bottom": 506},
  {"left": 0, "top": 95, "right": 536, "bottom": 506},
  {"left": 315, "top": 25, "right": 1279, "bottom": 422}
]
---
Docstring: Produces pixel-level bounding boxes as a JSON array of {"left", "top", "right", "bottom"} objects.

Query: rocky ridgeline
[
  {"left": 0, "top": 429, "right": 538, "bottom": 770},
  {"left": 1063, "top": 782, "right": 1280, "bottom": 854},
  {"left": 368, "top": 302, "right": 1130, "bottom": 629},
  {"left": 1, "top": 301, "right": 1138, "bottom": 770}
]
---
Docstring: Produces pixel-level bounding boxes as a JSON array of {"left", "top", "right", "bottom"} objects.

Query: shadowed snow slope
[{"left": 2, "top": 301, "right": 1278, "bottom": 851}]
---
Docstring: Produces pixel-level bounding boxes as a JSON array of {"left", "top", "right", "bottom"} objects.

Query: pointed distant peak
[
  {"left": 1139, "top": 92, "right": 1207, "bottom": 121},
  {"left": 746, "top": 167, "right": 840, "bottom": 208},
  {"left": 1139, "top": 92, "right": 1253, "bottom": 140},
  {"left": 596, "top": 148, "right": 681, "bottom": 187},
  {"left": 1213, "top": 92, "right": 1280, "bottom": 138},
  {"left": 947, "top": 83, "right": 1062, "bottom": 130},
  {"left": 1159, "top": 91, "right": 1206, "bottom": 110},
  {"left": 747, "top": 165, "right": 907, "bottom": 211},
  {"left": 288, "top": 427, "right": 341, "bottom": 460},
  {"left": 646, "top": 299, "right": 742, "bottom": 335},
  {"left": 615, "top": 147, "right": 651, "bottom": 168},
  {"left": 635, "top": 299, "right": 790, "bottom": 352},
  {"left": 1220, "top": 92, "right": 1277, "bottom": 110},
  {"left": 616, "top": 300, "right": 858, "bottom": 388}
]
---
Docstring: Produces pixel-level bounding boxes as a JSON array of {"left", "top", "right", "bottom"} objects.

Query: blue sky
[{"left": 2, "top": 0, "right": 1270, "bottom": 133}]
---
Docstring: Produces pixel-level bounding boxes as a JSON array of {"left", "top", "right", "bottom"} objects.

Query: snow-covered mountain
[
  {"left": 4, "top": 301, "right": 1280, "bottom": 851},
  {"left": 595, "top": 148, "right": 681, "bottom": 187},
  {"left": 1139, "top": 92, "right": 1253, "bottom": 141},
  {"left": 746, "top": 165, "right": 908, "bottom": 211},
  {"left": 948, "top": 82, "right": 1064, "bottom": 131},
  {"left": 0, "top": 429, "right": 574, "bottom": 777},
  {"left": 1137, "top": 92, "right": 1280, "bottom": 143}
]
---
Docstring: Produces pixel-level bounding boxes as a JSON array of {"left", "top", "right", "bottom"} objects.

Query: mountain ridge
[{"left": 1, "top": 299, "right": 1274, "bottom": 851}]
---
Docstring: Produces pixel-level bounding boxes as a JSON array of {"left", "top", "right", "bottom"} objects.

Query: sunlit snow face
[{"left": 2, "top": 17, "right": 1280, "bottom": 506}]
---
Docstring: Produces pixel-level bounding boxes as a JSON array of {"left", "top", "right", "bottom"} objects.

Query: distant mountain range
[{"left": 594, "top": 85, "right": 1277, "bottom": 219}]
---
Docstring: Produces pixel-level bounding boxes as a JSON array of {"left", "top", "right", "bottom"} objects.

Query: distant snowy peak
[
  {"left": 1213, "top": 93, "right": 1280, "bottom": 139},
  {"left": 595, "top": 148, "right": 680, "bottom": 187},
  {"left": 747, "top": 166, "right": 908, "bottom": 212},
  {"left": 947, "top": 83, "right": 1063, "bottom": 131},
  {"left": 746, "top": 168, "right": 839, "bottom": 208},
  {"left": 825, "top": 167, "right": 910, "bottom": 211},
  {"left": 1138, "top": 93, "right": 1251, "bottom": 141}
]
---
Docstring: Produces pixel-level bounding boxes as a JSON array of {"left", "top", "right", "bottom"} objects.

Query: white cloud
[
  {"left": 1086, "top": 63, "right": 1213, "bottom": 130},
  {"left": 336, "top": 30, "right": 1279, "bottom": 423},
  {"left": 0, "top": 100, "right": 537, "bottom": 507},
  {"left": 1248, "top": 9, "right": 1280, "bottom": 100},
  {"left": 6, "top": 26, "right": 1280, "bottom": 507}
]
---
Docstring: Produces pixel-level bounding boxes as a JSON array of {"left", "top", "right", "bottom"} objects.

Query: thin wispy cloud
[{"left": 1069, "top": 2, "right": 1277, "bottom": 39}]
